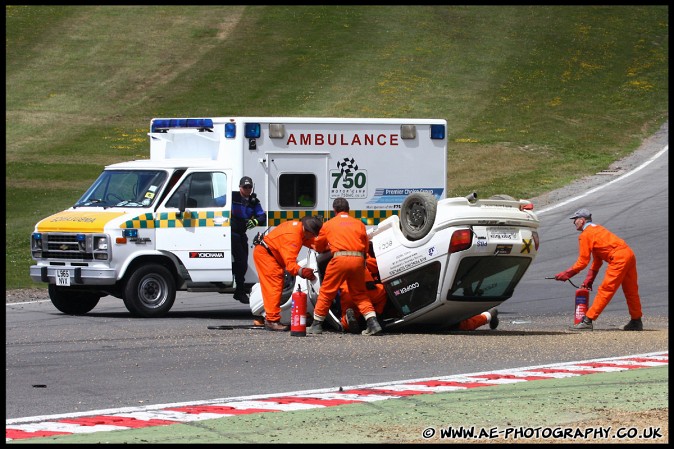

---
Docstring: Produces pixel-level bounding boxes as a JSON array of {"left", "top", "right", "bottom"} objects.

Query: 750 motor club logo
[
  {"left": 330, "top": 157, "right": 367, "bottom": 199},
  {"left": 189, "top": 252, "right": 224, "bottom": 258}
]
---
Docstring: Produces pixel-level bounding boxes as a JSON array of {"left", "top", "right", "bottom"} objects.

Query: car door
[{"left": 155, "top": 170, "right": 232, "bottom": 283}]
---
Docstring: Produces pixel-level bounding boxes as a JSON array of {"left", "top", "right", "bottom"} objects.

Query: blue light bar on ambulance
[
  {"left": 430, "top": 124, "right": 446, "bottom": 140},
  {"left": 151, "top": 118, "right": 214, "bottom": 133},
  {"left": 245, "top": 123, "right": 261, "bottom": 139},
  {"left": 225, "top": 123, "right": 236, "bottom": 138}
]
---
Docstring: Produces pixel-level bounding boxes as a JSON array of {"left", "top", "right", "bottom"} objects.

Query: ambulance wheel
[
  {"left": 48, "top": 284, "right": 101, "bottom": 315},
  {"left": 123, "top": 264, "right": 176, "bottom": 317},
  {"left": 400, "top": 191, "right": 437, "bottom": 241}
]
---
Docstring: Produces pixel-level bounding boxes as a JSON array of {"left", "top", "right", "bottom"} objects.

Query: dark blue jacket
[{"left": 230, "top": 191, "right": 266, "bottom": 235}]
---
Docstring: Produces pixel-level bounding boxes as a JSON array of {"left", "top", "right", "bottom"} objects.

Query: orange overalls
[
  {"left": 339, "top": 254, "right": 388, "bottom": 331},
  {"left": 453, "top": 314, "right": 489, "bottom": 331},
  {"left": 313, "top": 213, "right": 374, "bottom": 320},
  {"left": 565, "top": 223, "right": 642, "bottom": 321},
  {"left": 253, "top": 221, "right": 314, "bottom": 323}
]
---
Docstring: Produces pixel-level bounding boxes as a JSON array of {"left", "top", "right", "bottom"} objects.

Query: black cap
[
  {"left": 239, "top": 176, "right": 253, "bottom": 187},
  {"left": 301, "top": 215, "right": 323, "bottom": 236}
]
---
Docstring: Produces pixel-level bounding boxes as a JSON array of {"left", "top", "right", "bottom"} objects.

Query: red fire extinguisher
[
  {"left": 574, "top": 287, "right": 590, "bottom": 325},
  {"left": 546, "top": 276, "right": 590, "bottom": 325},
  {"left": 290, "top": 284, "right": 307, "bottom": 337}
]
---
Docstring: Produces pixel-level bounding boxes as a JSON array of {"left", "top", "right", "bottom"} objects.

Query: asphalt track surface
[
  {"left": 6, "top": 353, "right": 668, "bottom": 443},
  {"left": 5, "top": 123, "right": 668, "bottom": 443}
]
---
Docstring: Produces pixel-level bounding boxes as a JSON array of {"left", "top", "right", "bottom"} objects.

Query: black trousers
[{"left": 231, "top": 231, "right": 249, "bottom": 290}]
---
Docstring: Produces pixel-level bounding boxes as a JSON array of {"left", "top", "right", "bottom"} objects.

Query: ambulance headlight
[
  {"left": 94, "top": 236, "right": 109, "bottom": 251},
  {"left": 31, "top": 233, "right": 44, "bottom": 257}
]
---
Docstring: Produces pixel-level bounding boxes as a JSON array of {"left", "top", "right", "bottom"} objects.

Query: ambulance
[{"left": 29, "top": 117, "right": 448, "bottom": 317}]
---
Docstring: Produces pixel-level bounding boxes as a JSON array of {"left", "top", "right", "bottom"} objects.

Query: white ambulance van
[{"left": 30, "top": 117, "right": 448, "bottom": 317}]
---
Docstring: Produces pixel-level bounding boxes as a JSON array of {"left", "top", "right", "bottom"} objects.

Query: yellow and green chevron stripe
[{"left": 120, "top": 209, "right": 397, "bottom": 229}]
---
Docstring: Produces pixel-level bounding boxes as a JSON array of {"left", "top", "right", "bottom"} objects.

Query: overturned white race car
[{"left": 249, "top": 192, "right": 540, "bottom": 332}]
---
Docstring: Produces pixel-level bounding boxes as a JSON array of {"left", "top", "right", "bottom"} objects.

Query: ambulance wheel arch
[
  {"left": 400, "top": 191, "right": 437, "bottom": 241},
  {"left": 122, "top": 262, "right": 176, "bottom": 318},
  {"left": 48, "top": 284, "right": 102, "bottom": 315}
]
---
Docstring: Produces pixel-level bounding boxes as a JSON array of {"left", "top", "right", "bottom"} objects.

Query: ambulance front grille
[{"left": 43, "top": 234, "right": 93, "bottom": 260}]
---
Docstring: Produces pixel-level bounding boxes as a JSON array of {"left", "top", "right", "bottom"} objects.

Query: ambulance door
[
  {"left": 266, "top": 152, "right": 330, "bottom": 215},
  {"left": 156, "top": 170, "right": 232, "bottom": 283}
]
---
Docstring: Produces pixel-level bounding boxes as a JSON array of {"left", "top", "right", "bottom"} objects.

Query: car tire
[
  {"left": 48, "top": 284, "right": 101, "bottom": 315},
  {"left": 123, "top": 264, "right": 176, "bottom": 318},
  {"left": 400, "top": 191, "right": 437, "bottom": 241}
]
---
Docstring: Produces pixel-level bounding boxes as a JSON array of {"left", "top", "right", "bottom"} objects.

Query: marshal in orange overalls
[
  {"left": 563, "top": 223, "right": 642, "bottom": 321},
  {"left": 338, "top": 253, "right": 388, "bottom": 331},
  {"left": 253, "top": 220, "right": 315, "bottom": 323},
  {"left": 313, "top": 212, "right": 375, "bottom": 321}
]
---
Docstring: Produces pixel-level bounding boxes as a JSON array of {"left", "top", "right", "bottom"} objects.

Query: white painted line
[
  {"left": 537, "top": 144, "right": 668, "bottom": 215},
  {"left": 7, "top": 351, "right": 666, "bottom": 443}
]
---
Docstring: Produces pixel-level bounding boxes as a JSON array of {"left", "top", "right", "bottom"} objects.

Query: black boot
[
  {"left": 233, "top": 287, "right": 249, "bottom": 304},
  {"left": 623, "top": 318, "right": 643, "bottom": 331},
  {"left": 361, "top": 316, "right": 382, "bottom": 336},
  {"left": 307, "top": 320, "right": 324, "bottom": 334},
  {"left": 345, "top": 308, "right": 360, "bottom": 334}
]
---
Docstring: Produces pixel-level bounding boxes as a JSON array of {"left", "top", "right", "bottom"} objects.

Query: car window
[
  {"left": 165, "top": 172, "right": 228, "bottom": 208},
  {"left": 385, "top": 262, "right": 440, "bottom": 315},
  {"left": 449, "top": 256, "right": 532, "bottom": 299}
]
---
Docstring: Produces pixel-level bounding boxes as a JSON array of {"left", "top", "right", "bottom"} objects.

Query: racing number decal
[
  {"left": 330, "top": 157, "right": 367, "bottom": 199},
  {"left": 521, "top": 238, "right": 532, "bottom": 254}
]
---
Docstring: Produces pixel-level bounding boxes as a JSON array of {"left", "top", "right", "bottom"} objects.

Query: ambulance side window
[
  {"left": 165, "top": 172, "right": 227, "bottom": 208},
  {"left": 279, "top": 174, "right": 316, "bottom": 208}
]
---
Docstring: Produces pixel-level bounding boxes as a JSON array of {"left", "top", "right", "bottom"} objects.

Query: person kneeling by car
[{"left": 253, "top": 215, "right": 324, "bottom": 332}]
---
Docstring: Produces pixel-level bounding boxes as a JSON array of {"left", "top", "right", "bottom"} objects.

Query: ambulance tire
[
  {"left": 400, "top": 191, "right": 437, "bottom": 241},
  {"left": 48, "top": 284, "right": 101, "bottom": 315},
  {"left": 123, "top": 264, "right": 176, "bottom": 318}
]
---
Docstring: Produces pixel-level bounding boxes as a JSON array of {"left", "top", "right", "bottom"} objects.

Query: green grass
[{"left": 5, "top": 5, "right": 669, "bottom": 288}]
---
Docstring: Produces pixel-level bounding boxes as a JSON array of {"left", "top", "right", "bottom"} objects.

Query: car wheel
[
  {"left": 400, "top": 191, "right": 437, "bottom": 241},
  {"left": 48, "top": 284, "right": 101, "bottom": 315},
  {"left": 123, "top": 264, "right": 176, "bottom": 317}
]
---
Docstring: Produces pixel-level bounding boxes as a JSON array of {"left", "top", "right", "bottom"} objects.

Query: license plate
[
  {"left": 488, "top": 228, "right": 519, "bottom": 240},
  {"left": 56, "top": 269, "right": 71, "bottom": 286}
]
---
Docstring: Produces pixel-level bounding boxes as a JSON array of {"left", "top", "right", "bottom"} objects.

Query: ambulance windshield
[{"left": 74, "top": 170, "right": 168, "bottom": 208}]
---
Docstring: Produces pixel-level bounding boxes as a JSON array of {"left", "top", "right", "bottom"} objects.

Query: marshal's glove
[
  {"left": 581, "top": 269, "right": 597, "bottom": 290},
  {"left": 554, "top": 269, "right": 576, "bottom": 282},
  {"left": 246, "top": 218, "right": 259, "bottom": 230},
  {"left": 299, "top": 267, "right": 316, "bottom": 281}
]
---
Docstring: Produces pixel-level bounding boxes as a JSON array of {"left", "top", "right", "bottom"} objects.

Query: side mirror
[{"left": 178, "top": 192, "right": 187, "bottom": 217}]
